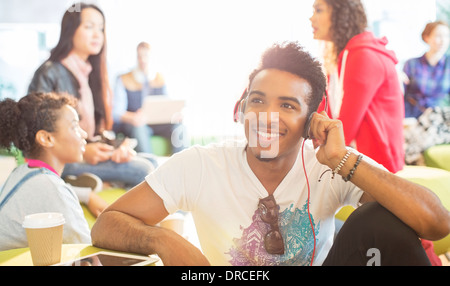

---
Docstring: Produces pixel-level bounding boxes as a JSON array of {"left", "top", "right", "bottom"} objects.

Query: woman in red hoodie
[
  {"left": 310, "top": 0, "right": 443, "bottom": 266},
  {"left": 310, "top": 0, "right": 405, "bottom": 173}
]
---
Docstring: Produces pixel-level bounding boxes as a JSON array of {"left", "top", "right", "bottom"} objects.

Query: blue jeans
[{"left": 62, "top": 155, "right": 156, "bottom": 188}]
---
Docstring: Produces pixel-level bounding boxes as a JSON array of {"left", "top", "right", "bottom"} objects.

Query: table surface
[{"left": 0, "top": 244, "right": 161, "bottom": 266}]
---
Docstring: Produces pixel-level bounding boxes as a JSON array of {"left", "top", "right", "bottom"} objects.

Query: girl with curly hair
[
  {"left": 0, "top": 92, "right": 92, "bottom": 250},
  {"left": 310, "top": 0, "right": 405, "bottom": 173}
]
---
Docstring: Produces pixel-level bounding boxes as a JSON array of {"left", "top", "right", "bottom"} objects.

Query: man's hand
[{"left": 308, "top": 111, "right": 348, "bottom": 170}]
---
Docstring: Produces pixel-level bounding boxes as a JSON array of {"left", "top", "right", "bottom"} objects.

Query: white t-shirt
[{"left": 146, "top": 140, "right": 376, "bottom": 265}]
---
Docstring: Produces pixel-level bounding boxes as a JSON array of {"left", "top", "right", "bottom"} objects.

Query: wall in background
[{"left": 0, "top": 0, "right": 440, "bottom": 138}]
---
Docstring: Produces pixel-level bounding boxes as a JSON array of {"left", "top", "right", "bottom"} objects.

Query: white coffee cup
[{"left": 22, "top": 213, "right": 65, "bottom": 266}]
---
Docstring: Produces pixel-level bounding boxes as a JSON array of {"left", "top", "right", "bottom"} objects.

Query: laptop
[{"left": 141, "top": 96, "right": 185, "bottom": 125}]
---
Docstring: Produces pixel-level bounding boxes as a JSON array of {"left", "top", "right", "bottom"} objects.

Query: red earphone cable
[{"left": 301, "top": 139, "right": 316, "bottom": 266}]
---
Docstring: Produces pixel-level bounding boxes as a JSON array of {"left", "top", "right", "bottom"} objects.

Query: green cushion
[
  {"left": 397, "top": 166, "right": 450, "bottom": 211},
  {"left": 81, "top": 188, "right": 126, "bottom": 229},
  {"left": 424, "top": 144, "right": 450, "bottom": 172},
  {"left": 150, "top": 135, "right": 171, "bottom": 156},
  {"left": 396, "top": 166, "right": 450, "bottom": 255}
]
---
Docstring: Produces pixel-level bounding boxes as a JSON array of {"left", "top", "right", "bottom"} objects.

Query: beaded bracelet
[
  {"left": 332, "top": 150, "right": 351, "bottom": 178},
  {"left": 343, "top": 154, "right": 363, "bottom": 182}
]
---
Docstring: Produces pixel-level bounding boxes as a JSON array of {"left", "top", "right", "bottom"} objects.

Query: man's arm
[
  {"left": 90, "top": 181, "right": 209, "bottom": 265},
  {"left": 311, "top": 112, "right": 450, "bottom": 241},
  {"left": 342, "top": 153, "right": 449, "bottom": 240}
]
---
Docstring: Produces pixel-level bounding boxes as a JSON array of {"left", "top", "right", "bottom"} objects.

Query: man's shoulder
[{"left": 120, "top": 72, "right": 141, "bottom": 91}]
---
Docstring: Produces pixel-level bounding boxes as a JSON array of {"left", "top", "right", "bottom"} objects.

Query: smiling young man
[{"left": 91, "top": 42, "right": 450, "bottom": 266}]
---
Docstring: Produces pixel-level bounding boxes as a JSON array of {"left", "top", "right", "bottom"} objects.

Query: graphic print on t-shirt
[{"left": 227, "top": 202, "right": 319, "bottom": 265}]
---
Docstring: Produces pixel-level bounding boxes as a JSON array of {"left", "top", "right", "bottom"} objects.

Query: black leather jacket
[
  {"left": 28, "top": 60, "right": 104, "bottom": 136},
  {"left": 28, "top": 60, "right": 80, "bottom": 99}
]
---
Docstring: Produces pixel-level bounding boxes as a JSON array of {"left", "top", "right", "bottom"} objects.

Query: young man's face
[{"left": 243, "top": 68, "right": 311, "bottom": 161}]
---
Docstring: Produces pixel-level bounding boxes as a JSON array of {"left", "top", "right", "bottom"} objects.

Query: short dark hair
[
  {"left": 0, "top": 92, "right": 76, "bottom": 157},
  {"left": 248, "top": 42, "right": 327, "bottom": 117}
]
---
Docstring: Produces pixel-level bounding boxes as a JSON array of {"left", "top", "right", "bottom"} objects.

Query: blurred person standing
[{"left": 309, "top": 0, "right": 404, "bottom": 173}]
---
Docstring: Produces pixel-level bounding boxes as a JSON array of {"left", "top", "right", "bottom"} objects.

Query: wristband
[
  {"left": 343, "top": 154, "right": 363, "bottom": 182},
  {"left": 332, "top": 150, "right": 351, "bottom": 178}
]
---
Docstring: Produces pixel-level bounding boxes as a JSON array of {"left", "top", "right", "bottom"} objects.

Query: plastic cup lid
[{"left": 22, "top": 212, "right": 65, "bottom": 229}]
